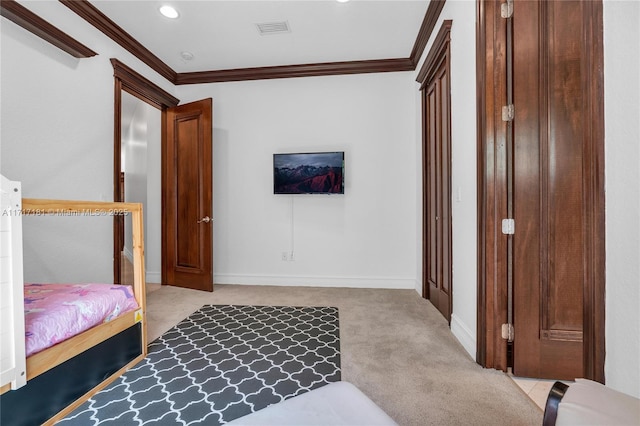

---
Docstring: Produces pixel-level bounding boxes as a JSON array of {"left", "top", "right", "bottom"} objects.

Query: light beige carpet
[{"left": 146, "top": 284, "right": 543, "bottom": 426}]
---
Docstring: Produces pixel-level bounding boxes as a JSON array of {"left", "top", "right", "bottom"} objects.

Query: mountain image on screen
[{"left": 274, "top": 152, "right": 344, "bottom": 194}]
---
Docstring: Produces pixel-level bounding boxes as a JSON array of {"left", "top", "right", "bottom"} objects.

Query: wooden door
[
  {"left": 510, "top": 0, "right": 604, "bottom": 380},
  {"left": 477, "top": 0, "right": 604, "bottom": 380},
  {"left": 421, "top": 23, "right": 453, "bottom": 322},
  {"left": 162, "top": 98, "right": 213, "bottom": 291}
]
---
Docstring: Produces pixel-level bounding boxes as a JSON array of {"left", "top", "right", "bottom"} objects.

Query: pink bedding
[{"left": 24, "top": 283, "right": 139, "bottom": 357}]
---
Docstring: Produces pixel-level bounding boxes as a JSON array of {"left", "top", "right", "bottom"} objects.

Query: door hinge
[
  {"left": 502, "top": 104, "right": 515, "bottom": 121},
  {"left": 501, "top": 323, "right": 515, "bottom": 341},
  {"left": 501, "top": 218, "right": 515, "bottom": 235},
  {"left": 501, "top": 0, "right": 514, "bottom": 18}
]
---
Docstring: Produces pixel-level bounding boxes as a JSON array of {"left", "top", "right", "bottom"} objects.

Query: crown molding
[
  {"left": 111, "top": 59, "right": 179, "bottom": 108},
  {"left": 60, "top": 0, "right": 177, "bottom": 83},
  {"left": 1, "top": 0, "right": 97, "bottom": 58},
  {"left": 409, "top": 0, "right": 447, "bottom": 67},
  {"left": 176, "top": 58, "right": 415, "bottom": 85},
  {"left": 61, "top": 0, "right": 446, "bottom": 84},
  {"left": 416, "top": 19, "right": 453, "bottom": 86}
]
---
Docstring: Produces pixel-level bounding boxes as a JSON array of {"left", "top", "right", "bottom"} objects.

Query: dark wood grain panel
[
  {"left": 580, "top": 0, "right": 605, "bottom": 385},
  {"left": 163, "top": 99, "right": 213, "bottom": 292},
  {"left": 491, "top": 1, "right": 510, "bottom": 371},
  {"left": 439, "top": 68, "right": 451, "bottom": 299},
  {"left": 1, "top": 0, "right": 97, "bottom": 58},
  {"left": 511, "top": 0, "right": 604, "bottom": 380},
  {"left": 477, "top": 0, "right": 604, "bottom": 382},
  {"left": 475, "top": 0, "right": 488, "bottom": 367},
  {"left": 113, "top": 78, "right": 123, "bottom": 283},
  {"left": 512, "top": 0, "right": 545, "bottom": 377},
  {"left": 476, "top": 0, "right": 510, "bottom": 371},
  {"left": 541, "top": 330, "right": 583, "bottom": 342},
  {"left": 175, "top": 115, "right": 201, "bottom": 269},
  {"left": 427, "top": 86, "right": 438, "bottom": 289},
  {"left": 542, "top": 0, "right": 584, "bottom": 335}
]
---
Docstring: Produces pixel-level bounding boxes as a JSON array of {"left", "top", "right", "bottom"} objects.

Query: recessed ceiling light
[
  {"left": 180, "top": 51, "right": 194, "bottom": 61},
  {"left": 159, "top": 5, "right": 179, "bottom": 19},
  {"left": 336, "top": 0, "right": 350, "bottom": 3}
]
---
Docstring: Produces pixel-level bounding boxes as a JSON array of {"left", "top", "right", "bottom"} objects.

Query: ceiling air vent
[{"left": 255, "top": 21, "right": 291, "bottom": 35}]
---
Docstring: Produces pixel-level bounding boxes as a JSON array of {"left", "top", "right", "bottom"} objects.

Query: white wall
[
  {"left": 603, "top": 0, "right": 640, "bottom": 398},
  {"left": 0, "top": 1, "right": 175, "bottom": 283},
  {"left": 413, "top": 0, "right": 478, "bottom": 358},
  {"left": 176, "top": 73, "right": 418, "bottom": 288}
]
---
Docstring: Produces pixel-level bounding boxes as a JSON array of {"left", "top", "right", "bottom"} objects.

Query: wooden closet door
[
  {"left": 424, "top": 58, "right": 452, "bottom": 322},
  {"left": 511, "top": 0, "right": 604, "bottom": 379}
]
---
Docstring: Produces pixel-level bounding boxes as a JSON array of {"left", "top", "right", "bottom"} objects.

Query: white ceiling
[{"left": 91, "top": 0, "right": 430, "bottom": 73}]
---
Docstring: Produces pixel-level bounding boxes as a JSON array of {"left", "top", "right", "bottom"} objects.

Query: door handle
[{"left": 197, "top": 216, "right": 211, "bottom": 224}]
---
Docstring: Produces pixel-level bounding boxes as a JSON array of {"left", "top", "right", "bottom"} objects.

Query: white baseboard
[
  {"left": 450, "top": 313, "right": 476, "bottom": 359},
  {"left": 213, "top": 273, "right": 416, "bottom": 289},
  {"left": 146, "top": 271, "right": 161, "bottom": 284}
]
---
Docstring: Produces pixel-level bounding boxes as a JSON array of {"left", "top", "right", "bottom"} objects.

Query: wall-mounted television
[{"left": 274, "top": 151, "right": 344, "bottom": 194}]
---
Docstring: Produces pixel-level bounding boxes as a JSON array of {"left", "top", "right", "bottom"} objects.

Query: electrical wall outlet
[{"left": 281, "top": 251, "right": 296, "bottom": 261}]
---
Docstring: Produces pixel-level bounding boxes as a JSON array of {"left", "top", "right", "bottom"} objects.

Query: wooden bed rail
[
  {"left": 20, "top": 198, "right": 148, "bottom": 346},
  {"left": 19, "top": 198, "right": 148, "bottom": 386},
  {"left": 22, "top": 198, "right": 147, "bottom": 348},
  {"left": 20, "top": 197, "right": 146, "bottom": 331}
]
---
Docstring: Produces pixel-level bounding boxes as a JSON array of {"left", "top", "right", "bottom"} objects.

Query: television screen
[{"left": 274, "top": 152, "right": 344, "bottom": 194}]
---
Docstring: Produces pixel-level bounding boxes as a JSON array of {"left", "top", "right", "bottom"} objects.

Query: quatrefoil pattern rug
[{"left": 59, "top": 305, "right": 341, "bottom": 425}]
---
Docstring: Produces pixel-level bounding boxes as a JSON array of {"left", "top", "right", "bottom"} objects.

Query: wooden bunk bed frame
[{"left": 0, "top": 197, "right": 148, "bottom": 425}]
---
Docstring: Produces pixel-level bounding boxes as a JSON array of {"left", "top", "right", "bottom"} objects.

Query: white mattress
[{"left": 226, "top": 381, "right": 398, "bottom": 426}]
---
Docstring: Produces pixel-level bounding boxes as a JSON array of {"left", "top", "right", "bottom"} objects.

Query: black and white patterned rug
[{"left": 59, "top": 305, "right": 341, "bottom": 425}]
